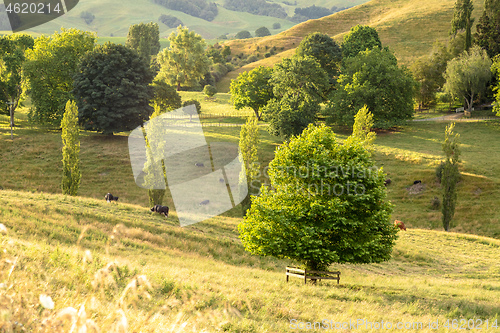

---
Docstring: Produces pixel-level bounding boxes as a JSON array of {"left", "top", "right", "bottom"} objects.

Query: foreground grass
[{"left": 0, "top": 190, "right": 499, "bottom": 332}]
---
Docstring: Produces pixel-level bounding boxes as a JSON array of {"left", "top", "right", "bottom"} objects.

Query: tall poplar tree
[
  {"left": 450, "top": 0, "right": 474, "bottom": 51},
  {"left": 61, "top": 100, "right": 81, "bottom": 196}
]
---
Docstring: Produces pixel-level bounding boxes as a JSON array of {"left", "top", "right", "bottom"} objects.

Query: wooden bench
[{"left": 286, "top": 266, "right": 340, "bottom": 284}]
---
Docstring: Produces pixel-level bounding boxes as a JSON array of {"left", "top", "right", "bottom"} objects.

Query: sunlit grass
[{"left": 0, "top": 190, "right": 499, "bottom": 331}]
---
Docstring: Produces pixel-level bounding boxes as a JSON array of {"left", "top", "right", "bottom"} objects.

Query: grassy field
[
  {"left": 1, "top": 190, "right": 499, "bottom": 331},
  {"left": 1, "top": 94, "right": 500, "bottom": 330},
  {"left": 217, "top": 0, "right": 485, "bottom": 92}
]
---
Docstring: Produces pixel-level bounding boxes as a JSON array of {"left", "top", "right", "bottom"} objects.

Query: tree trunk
[{"left": 253, "top": 108, "right": 261, "bottom": 121}]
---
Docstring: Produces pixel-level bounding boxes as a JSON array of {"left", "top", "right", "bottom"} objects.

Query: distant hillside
[
  {"left": 217, "top": 0, "right": 485, "bottom": 92},
  {"left": 22, "top": 0, "right": 368, "bottom": 39}
]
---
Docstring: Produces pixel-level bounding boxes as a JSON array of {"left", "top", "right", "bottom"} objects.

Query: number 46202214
[
  {"left": 5, "top": 2, "right": 62, "bottom": 14},
  {"left": 443, "top": 319, "right": 498, "bottom": 330}
]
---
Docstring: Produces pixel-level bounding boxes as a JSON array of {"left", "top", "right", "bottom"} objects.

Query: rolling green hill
[
  {"left": 22, "top": 0, "right": 367, "bottom": 39},
  {"left": 217, "top": 0, "right": 485, "bottom": 92}
]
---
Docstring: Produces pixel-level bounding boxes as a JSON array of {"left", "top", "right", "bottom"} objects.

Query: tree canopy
[
  {"left": 263, "top": 55, "right": 329, "bottom": 138},
  {"left": 443, "top": 46, "right": 492, "bottom": 112},
  {"left": 327, "top": 48, "right": 417, "bottom": 128},
  {"left": 295, "top": 32, "right": 342, "bottom": 82},
  {"left": 150, "top": 79, "right": 182, "bottom": 115},
  {"left": 238, "top": 124, "right": 397, "bottom": 271},
  {"left": 126, "top": 22, "right": 160, "bottom": 60},
  {"left": 74, "top": 43, "right": 154, "bottom": 134},
  {"left": 410, "top": 42, "right": 452, "bottom": 108},
  {"left": 23, "top": 28, "right": 96, "bottom": 127},
  {"left": 0, "top": 33, "right": 34, "bottom": 129},
  {"left": 341, "top": 25, "right": 382, "bottom": 59},
  {"left": 475, "top": 0, "right": 500, "bottom": 57},
  {"left": 156, "top": 26, "right": 211, "bottom": 91},
  {"left": 230, "top": 66, "right": 274, "bottom": 120}
]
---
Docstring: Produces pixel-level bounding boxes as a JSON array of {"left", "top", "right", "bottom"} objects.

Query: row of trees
[
  {"left": 412, "top": 0, "right": 500, "bottom": 111},
  {"left": 230, "top": 26, "right": 417, "bottom": 139},
  {"left": 0, "top": 24, "right": 222, "bottom": 135}
]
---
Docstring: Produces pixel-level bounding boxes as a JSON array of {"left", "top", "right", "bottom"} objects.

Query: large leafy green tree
[
  {"left": 156, "top": 26, "right": 211, "bottom": 91},
  {"left": 230, "top": 66, "right": 274, "bottom": 120},
  {"left": 73, "top": 43, "right": 154, "bottom": 135},
  {"left": 0, "top": 33, "right": 34, "bottom": 134},
  {"left": 490, "top": 56, "right": 500, "bottom": 116},
  {"left": 443, "top": 46, "right": 492, "bottom": 112},
  {"left": 23, "top": 28, "right": 96, "bottom": 126},
  {"left": 327, "top": 48, "right": 417, "bottom": 128},
  {"left": 451, "top": 0, "right": 474, "bottom": 51},
  {"left": 295, "top": 32, "right": 342, "bottom": 83},
  {"left": 263, "top": 55, "right": 329, "bottom": 139},
  {"left": 341, "top": 25, "right": 382, "bottom": 59},
  {"left": 411, "top": 43, "right": 452, "bottom": 108},
  {"left": 126, "top": 22, "right": 160, "bottom": 60},
  {"left": 239, "top": 124, "right": 397, "bottom": 272}
]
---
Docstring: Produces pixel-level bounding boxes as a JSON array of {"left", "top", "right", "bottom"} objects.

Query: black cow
[
  {"left": 413, "top": 180, "right": 422, "bottom": 185},
  {"left": 105, "top": 193, "right": 118, "bottom": 202},
  {"left": 151, "top": 205, "right": 169, "bottom": 217}
]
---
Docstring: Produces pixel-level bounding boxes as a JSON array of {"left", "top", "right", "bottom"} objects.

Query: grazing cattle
[
  {"left": 105, "top": 193, "right": 118, "bottom": 202},
  {"left": 413, "top": 180, "right": 422, "bottom": 185},
  {"left": 384, "top": 179, "right": 391, "bottom": 186},
  {"left": 151, "top": 205, "right": 169, "bottom": 217},
  {"left": 394, "top": 220, "right": 407, "bottom": 231}
]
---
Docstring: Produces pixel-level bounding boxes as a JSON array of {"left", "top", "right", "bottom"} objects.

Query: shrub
[
  {"left": 235, "top": 30, "right": 252, "bottom": 39},
  {"left": 255, "top": 26, "right": 271, "bottom": 37},
  {"left": 272, "top": 22, "right": 281, "bottom": 29},
  {"left": 203, "top": 84, "right": 217, "bottom": 97},
  {"left": 158, "top": 14, "right": 183, "bottom": 28},
  {"left": 246, "top": 55, "right": 258, "bottom": 63},
  {"left": 80, "top": 11, "right": 95, "bottom": 24},
  {"left": 182, "top": 99, "right": 201, "bottom": 113}
]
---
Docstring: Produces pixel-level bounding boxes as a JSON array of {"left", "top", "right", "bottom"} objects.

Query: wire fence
[
  {"left": 412, "top": 116, "right": 499, "bottom": 122},
  {"left": 160, "top": 113, "right": 251, "bottom": 119}
]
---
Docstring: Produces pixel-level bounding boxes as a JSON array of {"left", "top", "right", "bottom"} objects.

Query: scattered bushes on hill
[
  {"left": 224, "top": 0, "right": 287, "bottom": 19},
  {"left": 255, "top": 26, "right": 271, "bottom": 37},
  {"left": 80, "top": 11, "right": 95, "bottom": 24},
  {"left": 331, "top": 5, "right": 352, "bottom": 13},
  {"left": 152, "top": 0, "right": 218, "bottom": 21},
  {"left": 272, "top": 22, "right": 281, "bottom": 29},
  {"left": 158, "top": 14, "right": 183, "bottom": 28}
]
